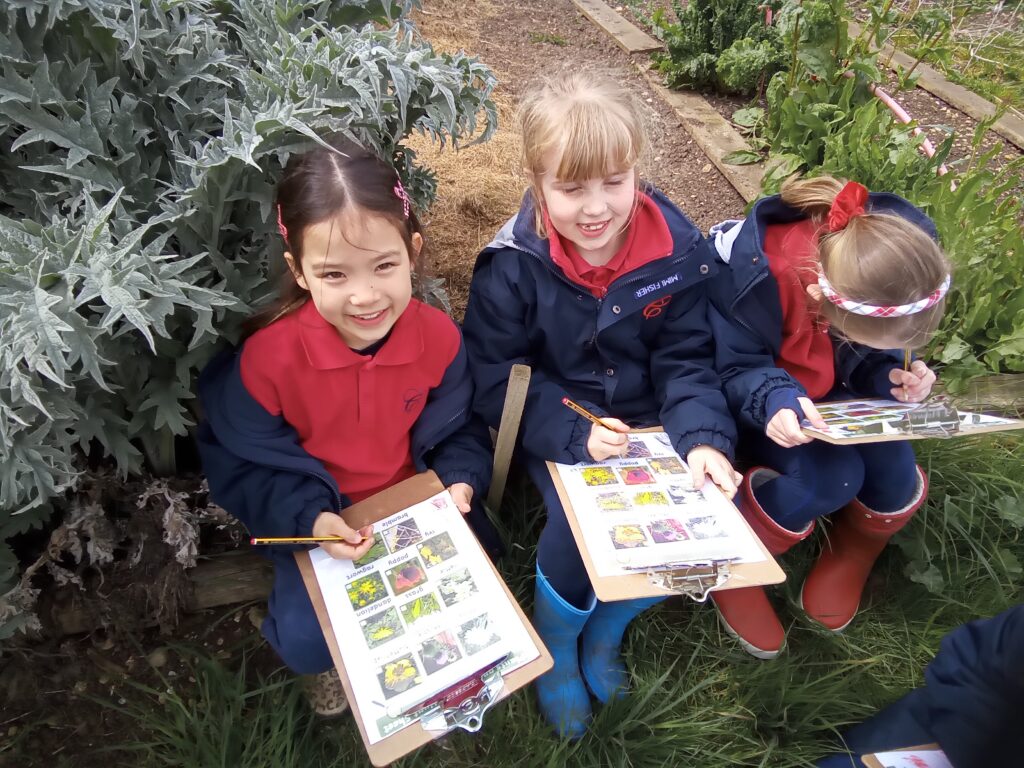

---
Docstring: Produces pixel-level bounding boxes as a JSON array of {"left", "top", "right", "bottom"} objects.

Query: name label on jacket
[{"left": 635, "top": 273, "right": 680, "bottom": 299}]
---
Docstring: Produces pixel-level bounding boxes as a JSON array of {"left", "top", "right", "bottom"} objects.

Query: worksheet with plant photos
[
  {"left": 309, "top": 491, "right": 538, "bottom": 744},
  {"left": 551, "top": 432, "right": 766, "bottom": 577}
]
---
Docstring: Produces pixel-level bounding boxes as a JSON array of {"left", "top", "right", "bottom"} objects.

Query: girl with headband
[{"left": 705, "top": 176, "right": 951, "bottom": 659}]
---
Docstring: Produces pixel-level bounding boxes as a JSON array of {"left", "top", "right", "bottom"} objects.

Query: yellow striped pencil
[{"left": 250, "top": 535, "right": 369, "bottom": 545}]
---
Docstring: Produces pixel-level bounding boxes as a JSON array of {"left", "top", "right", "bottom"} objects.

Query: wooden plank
[
  {"left": 43, "top": 550, "right": 273, "bottom": 636},
  {"left": 569, "top": 0, "right": 664, "bottom": 54},
  {"left": 637, "top": 66, "right": 764, "bottom": 202},
  {"left": 850, "top": 22, "right": 1024, "bottom": 151}
]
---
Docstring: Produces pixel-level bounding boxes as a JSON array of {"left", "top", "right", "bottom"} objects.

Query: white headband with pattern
[{"left": 818, "top": 273, "right": 951, "bottom": 317}]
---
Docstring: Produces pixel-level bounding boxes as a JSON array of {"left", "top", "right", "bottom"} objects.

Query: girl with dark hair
[{"left": 196, "top": 136, "right": 493, "bottom": 715}]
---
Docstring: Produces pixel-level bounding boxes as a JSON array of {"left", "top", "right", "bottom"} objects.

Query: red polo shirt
[
  {"left": 764, "top": 219, "right": 835, "bottom": 399},
  {"left": 240, "top": 299, "right": 460, "bottom": 502}
]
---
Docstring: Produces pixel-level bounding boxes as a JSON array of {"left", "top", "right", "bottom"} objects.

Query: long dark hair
[{"left": 243, "top": 135, "right": 424, "bottom": 336}]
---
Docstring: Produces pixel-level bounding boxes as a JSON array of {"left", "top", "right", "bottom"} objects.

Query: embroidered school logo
[
  {"left": 402, "top": 388, "right": 425, "bottom": 412},
  {"left": 643, "top": 296, "right": 672, "bottom": 319}
]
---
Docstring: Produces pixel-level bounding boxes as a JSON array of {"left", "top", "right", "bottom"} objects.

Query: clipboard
[
  {"left": 803, "top": 396, "right": 1024, "bottom": 445},
  {"left": 296, "top": 471, "right": 552, "bottom": 767},
  {"left": 546, "top": 428, "right": 785, "bottom": 603},
  {"left": 861, "top": 743, "right": 946, "bottom": 768}
]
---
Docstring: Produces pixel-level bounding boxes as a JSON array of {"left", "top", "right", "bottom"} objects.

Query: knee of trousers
[
  {"left": 787, "top": 447, "right": 866, "bottom": 519},
  {"left": 263, "top": 596, "right": 333, "bottom": 675},
  {"left": 263, "top": 557, "right": 333, "bottom": 675}
]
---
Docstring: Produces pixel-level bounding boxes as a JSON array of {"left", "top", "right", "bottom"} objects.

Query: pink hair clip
[
  {"left": 276, "top": 204, "right": 288, "bottom": 241},
  {"left": 817, "top": 273, "right": 951, "bottom": 317},
  {"left": 393, "top": 178, "right": 410, "bottom": 219}
]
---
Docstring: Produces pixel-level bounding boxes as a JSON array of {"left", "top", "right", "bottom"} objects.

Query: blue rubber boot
[
  {"left": 579, "top": 596, "right": 667, "bottom": 703},
  {"left": 532, "top": 565, "right": 596, "bottom": 739}
]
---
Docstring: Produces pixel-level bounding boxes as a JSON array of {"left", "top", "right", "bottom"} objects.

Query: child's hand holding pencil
[
  {"left": 285, "top": 512, "right": 375, "bottom": 560},
  {"left": 563, "top": 398, "right": 632, "bottom": 461}
]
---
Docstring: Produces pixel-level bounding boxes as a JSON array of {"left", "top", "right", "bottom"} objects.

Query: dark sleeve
[
  {"left": 463, "top": 252, "right": 592, "bottom": 464},
  {"left": 196, "top": 421, "right": 339, "bottom": 542},
  {"left": 835, "top": 341, "right": 902, "bottom": 399},
  {"left": 195, "top": 347, "right": 345, "bottom": 546},
  {"left": 418, "top": 337, "right": 493, "bottom": 499},
  {"left": 707, "top": 278, "right": 805, "bottom": 431},
  {"left": 650, "top": 284, "right": 737, "bottom": 459},
  {"left": 834, "top": 605, "right": 1024, "bottom": 766},
  {"left": 924, "top": 605, "right": 1024, "bottom": 766}
]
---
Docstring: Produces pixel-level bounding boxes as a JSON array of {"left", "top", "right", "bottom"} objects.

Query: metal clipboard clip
[
  {"left": 898, "top": 396, "right": 960, "bottom": 438},
  {"left": 393, "top": 653, "right": 508, "bottom": 735},
  {"left": 624, "top": 559, "right": 736, "bottom": 602}
]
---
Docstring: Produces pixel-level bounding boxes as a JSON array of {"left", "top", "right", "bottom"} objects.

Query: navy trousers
[
  {"left": 741, "top": 430, "right": 919, "bottom": 531},
  {"left": 262, "top": 550, "right": 333, "bottom": 675},
  {"left": 526, "top": 455, "right": 592, "bottom": 609}
]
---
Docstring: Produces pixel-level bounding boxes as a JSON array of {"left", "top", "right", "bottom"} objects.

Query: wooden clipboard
[
  {"left": 861, "top": 743, "right": 945, "bottom": 767},
  {"left": 296, "top": 471, "right": 552, "bottom": 767},
  {"left": 546, "top": 429, "right": 785, "bottom": 602}
]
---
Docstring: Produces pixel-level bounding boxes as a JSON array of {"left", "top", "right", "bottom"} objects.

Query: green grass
[
  {"left": 72, "top": 438, "right": 1023, "bottom": 767},
  {"left": 891, "top": 3, "right": 1024, "bottom": 112},
  {"left": 528, "top": 32, "right": 568, "bottom": 46}
]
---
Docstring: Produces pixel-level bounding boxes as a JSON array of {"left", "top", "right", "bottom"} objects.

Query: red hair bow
[{"left": 827, "top": 181, "right": 869, "bottom": 232}]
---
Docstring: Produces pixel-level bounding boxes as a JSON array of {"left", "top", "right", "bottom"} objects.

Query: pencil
[
  {"left": 250, "top": 535, "right": 370, "bottom": 545},
  {"left": 903, "top": 349, "right": 911, "bottom": 400},
  {"left": 561, "top": 397, "right": 617, "bottom": 431}
]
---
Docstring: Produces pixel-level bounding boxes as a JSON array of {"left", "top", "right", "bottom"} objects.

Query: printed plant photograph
[
  {"left": 437, "top": 567, "right": 478, "bottom": 607},
  {"left": 649, "top": 457, "right": 687, "bottom": 475},
  {"left": 624, "top": 439, "right": 653, "bottom": 458},
  {"left": 353, "top": 532, "right": 389, "bottom": 568},
  {"left": 580, "top": 466, "right": 619, "bottom": 486},
  {"left": 686, "top": 515, "right": 728, "bottom": 540},
  {"left": 633, "top": 490, "right": 669, "bottom": 506},
  {"left": 399, "top": 592, "right": 442, "bottom": 626},
  {"left": 418, "top": 531, "right": 458, "bottom": 568},
  {"left": 346, "top": 571, "right": 389, "bottom": 610},
  {"left": 458, "top": 613, "right": 501, "bottom": 655},
  {"left": 385, "top": 558, "right": 428, "bottom": 596},
  {"left": 595, "top": 491, "right": 631, "bottom": 511},
  {"left": 382, "top": 518, "right": 423, "bottom": 552},
  {"left": 377, "top": 653, "right": 423, "bottom": 700},
  {"left": 648, "top": 518, "right": 690, "bottom": 544},
  {"left": 418, "top": 630, "right": 463, "bottom": 675},
  {"left": 618, "top": 465, "right": 655, "bottom": 485},
  {"left": 667, "top": 483, "right": 703, "bottom": 505},
  {"left": 360, "top": 607, "right": 405, "bottom": 650},
  {"left": 609, "top": 524, "right": 649, "bottom": 549}
]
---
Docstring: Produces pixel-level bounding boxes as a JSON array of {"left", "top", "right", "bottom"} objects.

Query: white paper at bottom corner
[{"left": 869, "top": 748, "right": 951, "bottom": 768}]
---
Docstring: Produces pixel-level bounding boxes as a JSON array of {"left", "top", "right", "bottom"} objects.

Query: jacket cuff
[
  {"left": 764, "top": 387, "right": 806, "bottom": 425},
  {"left": 435, "top": 468, "right": 488, "bottom": 498},
  {"left": 676, "top": 430, "right": 735, "bottom": 462},
  {"left": 749, "top": 376, "right": 805, "bottom": 426},
  {"left": 295, "top": 492, "right": 334, "bottom": 537},
  {"left": 869, "top": 366, "right": 899, "bottom": 400}
]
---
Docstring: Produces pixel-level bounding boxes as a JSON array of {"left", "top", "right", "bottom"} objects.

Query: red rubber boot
[
  {"left": 801, "top": 466, "right": 927, "bottom": 632},
  {"left": 711, "top": 468, "right": 814, "bottom": 659}
]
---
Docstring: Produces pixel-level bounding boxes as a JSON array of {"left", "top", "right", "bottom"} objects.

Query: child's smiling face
[
  {"left": 286, "top": 211, "right": 420, "bottom": 349},
  {"left": 537, "top": 149, "right": 637, "bottom": 268}
]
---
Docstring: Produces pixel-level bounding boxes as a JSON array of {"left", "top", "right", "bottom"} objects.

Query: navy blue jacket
[
  {"left": 196, "top": 338, "right": 493, "bottom": 549},
  {"left": 818, "top": 604, "right": 1024, "bottom": 768},
  {"left": 462, "top": 188, "right": 737, "bottom": 464},
  {"left": 706, "top": 192, "right": 941, "bottom": 431}
]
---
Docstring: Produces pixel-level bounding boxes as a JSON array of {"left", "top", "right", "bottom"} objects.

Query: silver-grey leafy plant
[{"left": 0, "top": 0, "right": 496, "bottom": 635}]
